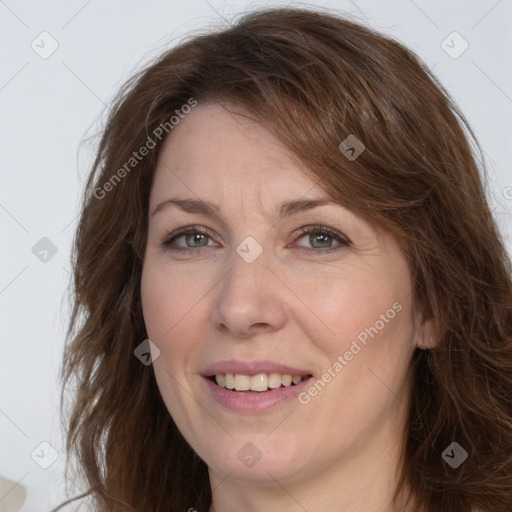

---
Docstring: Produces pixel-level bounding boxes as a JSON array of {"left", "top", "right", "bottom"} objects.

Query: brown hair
[{"left": 54, "top": 6, "right": 512, "bottom": 512}]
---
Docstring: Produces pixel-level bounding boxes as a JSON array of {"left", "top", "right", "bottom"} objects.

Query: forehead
[{"left": 150, "top": 102, "right": 322, "bottom": 206}]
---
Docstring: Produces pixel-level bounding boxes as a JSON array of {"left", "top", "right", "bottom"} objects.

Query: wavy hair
[{"left": 54, "top": 7, "right": 512, "bottom": 512}]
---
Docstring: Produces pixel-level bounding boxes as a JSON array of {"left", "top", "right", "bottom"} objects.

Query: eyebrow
[{"left": 150, "top": 197, "right": 337, "bottom": 222}]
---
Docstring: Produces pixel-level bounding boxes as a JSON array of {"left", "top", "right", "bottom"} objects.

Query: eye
[
  {"left": 293, "top": 225, "right": 350, "bottom": 253},
  {"left": 161, "top": 226, "right": 217, "bottom": 252},
  {"left": 160, "top": 224, "right": 350, "bottom": 254}
]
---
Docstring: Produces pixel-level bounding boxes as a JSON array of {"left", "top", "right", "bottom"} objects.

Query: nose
[{"left": 210, "top": 247, "right": 288, "bottom": 338}]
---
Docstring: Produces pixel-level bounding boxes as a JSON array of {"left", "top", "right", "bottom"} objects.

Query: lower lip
[{"left": 203, "top": 376, "right": 313, "bottom": 413}]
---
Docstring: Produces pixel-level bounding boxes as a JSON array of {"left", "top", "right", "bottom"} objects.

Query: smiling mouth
[{"left": 207, "top": 373, "right": 313, "bottom": 392}]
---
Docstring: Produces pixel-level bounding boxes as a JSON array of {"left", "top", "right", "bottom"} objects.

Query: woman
[{"left": 54, "top": 7, "right": 512, "bottom": 512}]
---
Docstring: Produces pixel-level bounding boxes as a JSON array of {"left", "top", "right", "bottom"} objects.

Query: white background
[{"left": 1, "top": 0, "right": 511, "bottom": 510}]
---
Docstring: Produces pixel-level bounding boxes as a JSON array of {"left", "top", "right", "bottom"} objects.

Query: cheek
[
  {"left": 140, "top": 265, "right": 202, "bottom": 429},
  {"left": 141, "top": 263, "right": 204, "bottom": 342},
  {"left": 294, "top": 275, "right": 414, "bottom": 445},
  {"left": 140, "top": 266, "right": 190, "bottom": 395},
  {"left": 291, "top": 266, "right": 411, "bottom": 353}
]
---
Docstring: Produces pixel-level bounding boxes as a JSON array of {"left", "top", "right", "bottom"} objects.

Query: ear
[{"left": 413, "top": 309, "right": 438, "bottom": 350}]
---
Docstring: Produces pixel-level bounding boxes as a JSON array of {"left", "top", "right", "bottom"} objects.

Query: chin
[{"left": 202, "top": 434, "right": 310, "bottom": 483}]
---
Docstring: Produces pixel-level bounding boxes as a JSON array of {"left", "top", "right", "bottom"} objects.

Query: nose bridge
[
  {"left": 211, "top": 241, "right": 287, "bottom": 336},
  {"left": 220, "top": 241, "right": 270, "bottom": 308}
]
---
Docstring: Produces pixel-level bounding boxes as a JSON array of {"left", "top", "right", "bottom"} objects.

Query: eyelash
[{"left": 160, "top": 224, "right": 350, "bottom": 255}]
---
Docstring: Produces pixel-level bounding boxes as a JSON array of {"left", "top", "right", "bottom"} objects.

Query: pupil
[
  {"left": 187, "top": 233, "right": 206, "bottom": 247},
  {"left": 312, "top": 234, "right": 331, "bottom": 248}
]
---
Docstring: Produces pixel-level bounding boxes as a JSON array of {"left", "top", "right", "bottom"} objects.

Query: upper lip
[{"left": 202, "top": 360, "right": 313, "bottom": 377}]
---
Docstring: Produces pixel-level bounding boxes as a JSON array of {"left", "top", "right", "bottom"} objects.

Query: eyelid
[
  {"left": 291, "top": 225, "right": 350, "bottom": 253},
  {"left": 294, "top": 225, "right": 350, "bottom": 244},
  {"left": 161, "top": 225, "right": 217, "bottom": 248}
]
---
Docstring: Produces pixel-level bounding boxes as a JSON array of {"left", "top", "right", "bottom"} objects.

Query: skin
[{"left": 141, "top": 102, "right": 434, "bottom": 512}]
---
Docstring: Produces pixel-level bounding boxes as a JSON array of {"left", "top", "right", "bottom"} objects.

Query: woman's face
[{"left": 141, "top": 102, "right": 429, "bottom": 486}]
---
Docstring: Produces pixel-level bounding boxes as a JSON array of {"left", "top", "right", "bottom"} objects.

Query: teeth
[
  {"left": 224, "top": 373, "right": 235, "bottom": 389},
  {"left": 268, "top": 372, "right": 282, "bottom": 389},
  {"left": 250, "top": 373, "right": 268, "bottom": 392},
  {"left": 234, "top": 374, "right": 250, "bottom": 391},
  {"left": 281, "top": 374, "right": 293, "bottom": 386},
  {"left": 212, "top": 373, "right": 308, "bottom": 392}
]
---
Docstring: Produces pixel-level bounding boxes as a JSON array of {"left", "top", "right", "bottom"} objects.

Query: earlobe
[{"left": 415, "top": 315, "right": 437, "bottom": 350}]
